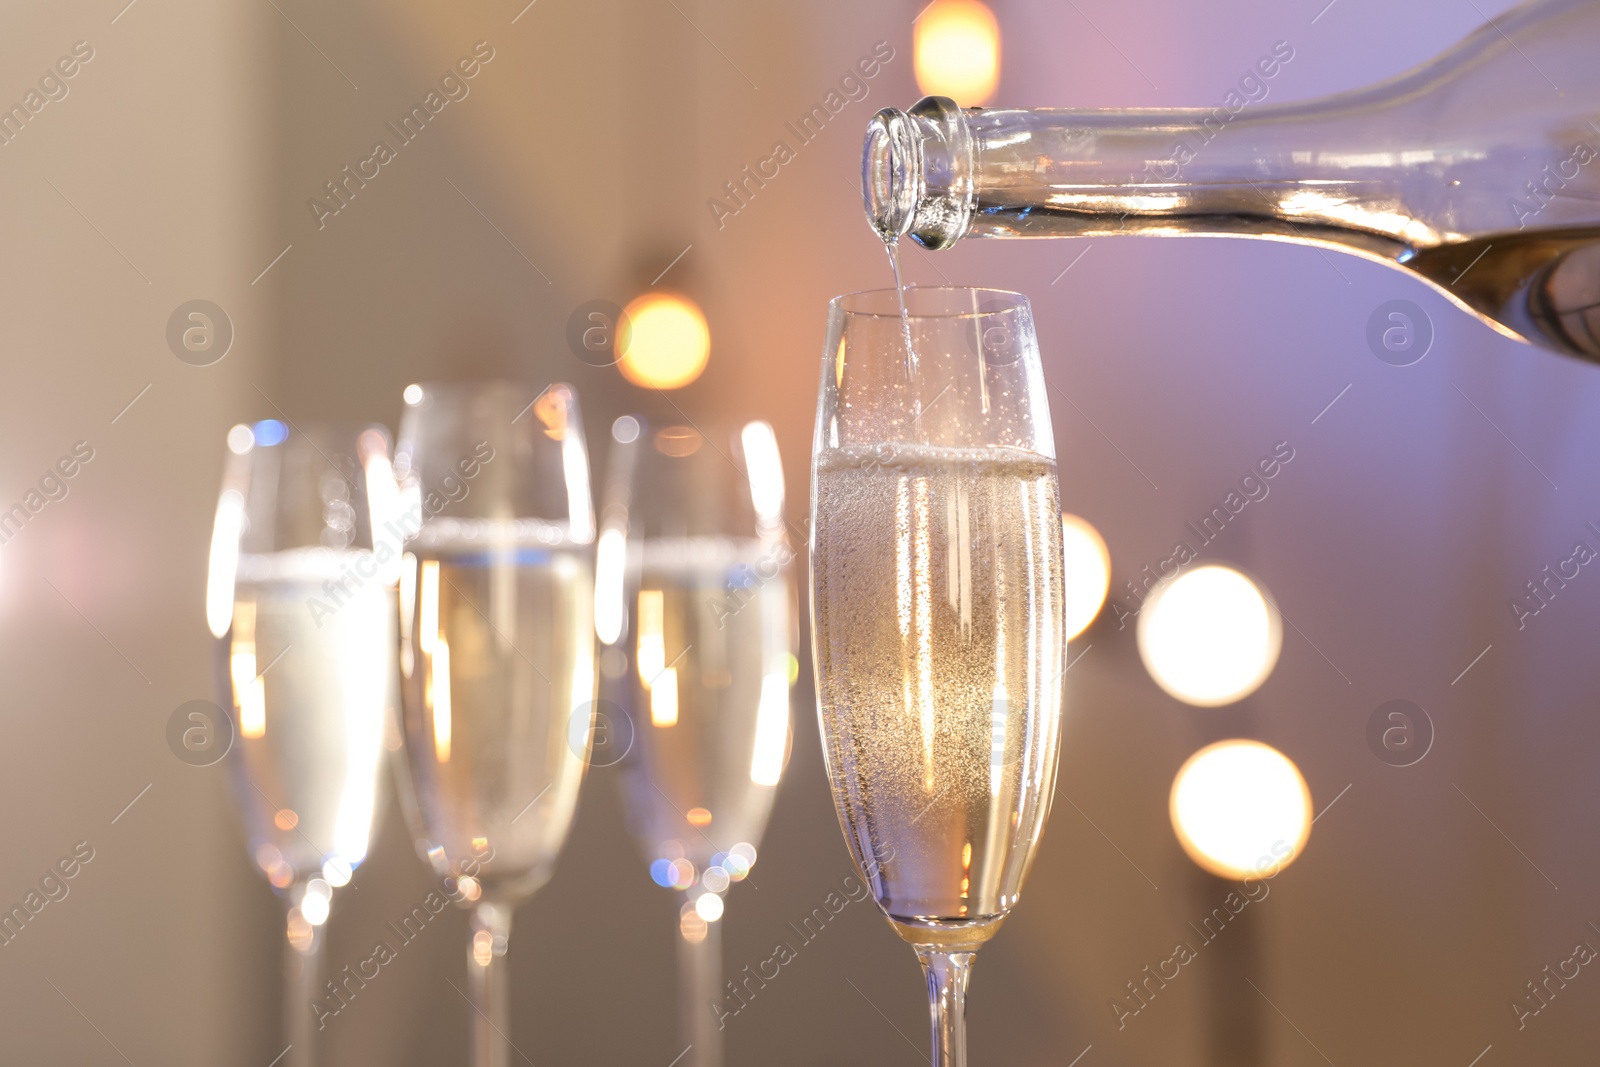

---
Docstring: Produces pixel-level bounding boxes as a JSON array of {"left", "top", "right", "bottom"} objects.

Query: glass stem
[
  {"left": 284, "top": 891, "right": 326, "bottom": 1067},
  {"left": 917, "top": 949, "right": 975, "bottom": 1067},
  {"left": 469, "top": 902, "right": 513, "bottom": 1067},
  {"left": 677, "top": 903, "right": 723, "bottom": 1067}
]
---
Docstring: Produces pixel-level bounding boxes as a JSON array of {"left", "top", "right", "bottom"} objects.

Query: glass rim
[
  {"left": 828, "top": 285, "right": 1029, "bottom": 320},
  {"left": 613, "top": 413, "right": 775, "bottom": 437},
  {"left": 225, "top": 418, "right": 390, "bottom": 452}
]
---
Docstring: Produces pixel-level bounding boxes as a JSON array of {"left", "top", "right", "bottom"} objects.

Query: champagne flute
[
  {"left": 598, "top": 417, "right": 796, "bottom": 1067},
  {"left": 206, "top": 419, "right": 400, "bottom": 1067},
  {"left": 392, "top": 380, "right": 596, "bottom": 1067},
  {"left": 809, "top": 288, "right": 1066, "bottom": 1066}
]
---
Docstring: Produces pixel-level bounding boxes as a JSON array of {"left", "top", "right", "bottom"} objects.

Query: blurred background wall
[{"left": 5, "top": 0, "right": 1600, "bottom": 1064}]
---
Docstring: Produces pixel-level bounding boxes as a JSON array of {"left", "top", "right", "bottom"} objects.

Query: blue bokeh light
[
  {"left": 252, "top": 419, "right": 288, "bottom": 446},
  {"left": 649, "top": 859, "right": 676, "bottom": 888}
]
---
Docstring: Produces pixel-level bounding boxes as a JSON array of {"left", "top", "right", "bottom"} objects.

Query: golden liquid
[
  {"left": 397, "top": 533, "right": 595, "bottom": 903},
  {"left": 224, "top": 554, "right": 396, "bottom": 882},
  {"left": 812, "top": 445, "right": 1065, "bottom": 948},
  {"left": 618, "top": 538, "right": 792, "bottom": 868}
]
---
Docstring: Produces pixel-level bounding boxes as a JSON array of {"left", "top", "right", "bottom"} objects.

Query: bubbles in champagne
[{"left": 812, "top": 445, "right": 1064, "bottom": 942}]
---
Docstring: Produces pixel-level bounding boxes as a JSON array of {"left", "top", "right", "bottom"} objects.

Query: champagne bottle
[{"left": 863, "top": 0, "right": 1600, "bottom": 359}]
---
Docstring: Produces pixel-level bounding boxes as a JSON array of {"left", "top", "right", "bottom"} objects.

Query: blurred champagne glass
[
  {"left": 207, "top": 419, "right": 400, "bottom": 1067},
  {"left": 597, "top": 416, "right": 795, "bottom": 1067},
  {"left": 392, "top": 381, "right": 596, "bottom": 1067}
]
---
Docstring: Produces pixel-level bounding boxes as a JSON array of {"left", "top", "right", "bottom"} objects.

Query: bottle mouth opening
[
  {"left": 863, "top": 108, "right": 919, "bottom": 243},
  {"left": 861, "top": 97, "right": 975, "bottom": 250}
]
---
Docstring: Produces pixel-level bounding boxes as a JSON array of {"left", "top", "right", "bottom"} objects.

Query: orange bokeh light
[
  {"left": 618, "top": 292, "right": 711, "bottom": 390},
  {"left": 915, "top": 0, "right": 1001, "bottom": 106}
]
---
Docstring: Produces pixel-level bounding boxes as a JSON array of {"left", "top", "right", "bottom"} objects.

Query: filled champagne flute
[
  {"left": 206, "top": 419, "right": 400, "bottom": 1067},
  {"left": 810, "top": 288, "right": 1066, "bottom": 1066},
  {"left": 597, "top": 416, "right": 796, "bottom": 1067},
  {"left": 391, "top": 380, "right": 596, "bottom": 1067}
]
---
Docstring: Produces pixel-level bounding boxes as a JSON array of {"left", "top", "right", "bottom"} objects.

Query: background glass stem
[
  {"left": 918, "top": 949, "right": 974, "bottom": 1067},
  {"left": 677, "top": 902, "right": 723, "bottom": 1067},
  {"left": 469, "top": 902, "right": 513, "bottom": 1067},
  {"left": 284, "top": 895, "right": 325, "bottom": 1067}
]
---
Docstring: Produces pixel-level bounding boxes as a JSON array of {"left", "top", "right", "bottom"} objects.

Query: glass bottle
[{"left": 863, "top": 0, "right": 1600, "bottom": 360}]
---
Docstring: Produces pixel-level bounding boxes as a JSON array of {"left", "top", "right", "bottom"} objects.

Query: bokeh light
[
  {"left": 914, "top": 0, "right": 1002, "bottom": 105},
  {"left": 748, "top": 671, "right": 790, "bottom": 787},
  {"left": 669, "top": 858, "right": 696, "bottom": 890},
  {"left": 301, "top": 879, "right": 333, "bottom": 926},
  {"left": 740, "top": 421, "right": 785, "bottom": 530},
  {"left": 1170, "top": 740, "right": 1312, "bottom": 880},
  {"left": 593, "top": 526, "right": 627, "bottom": 646},
  {"left": 1061, "top": 514, "right": 1111, "bottom": 640},
  {"left": 612, "top": 414, "right": 641, "bottom": 444},
  {"left": 251, "top": 419, "right": 288, "bottom": 447},
  {"left": 711, "top": 848, "right": 754, "bottom": 883},
  {"left": 205, "top": 488, "right": 245, "bottom": 639},
  {"left": 226, "top": 423, "right": 254, "bottom": 454},
  {"left": 321, "top": 856, "right": 353, "bottom": 887},
  {"left": 286, "top": 907, "right": 314, "bottom": 952},
  {"left": 255, "top": 842, "right": 282, "bottom": 874},
  {"left": 618, "top": 292, "right": 710, "bottom": 390},
  {"left": 694, "top": 891, "right": 725, "bottom": 922},
  {"left": 1137, "top": 565, "right": 1282, "bottom": 706},
  {"left": 472, "top": 928, "right": 495, "bottom": 967},
  {"left": 679, "top": 901, "right": 708, "bottom": 943}
]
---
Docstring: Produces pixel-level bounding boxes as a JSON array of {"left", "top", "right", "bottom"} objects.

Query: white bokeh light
[
  {"left": 1170, "top": 740, "right": 1311, "bottom": 880},
  {"left": 226, "top": 423, "right": 255, "bottom": 454},
  {"left": 693, "top": 891, "right": 725, "bottom": 922},
  {"left": 301, "top": 878, "right": 334, "bottom": 926},
  {"left": 1061, "top": 514, "right": 1111, "bottom": 641},
  {"left": 1137, "top": 565, "right": 1281, "bottom": 706}
]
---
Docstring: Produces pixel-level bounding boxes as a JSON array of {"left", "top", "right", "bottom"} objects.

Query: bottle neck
[{"left": 865, "top": 96, "right": 1426, "bottom": 261}]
